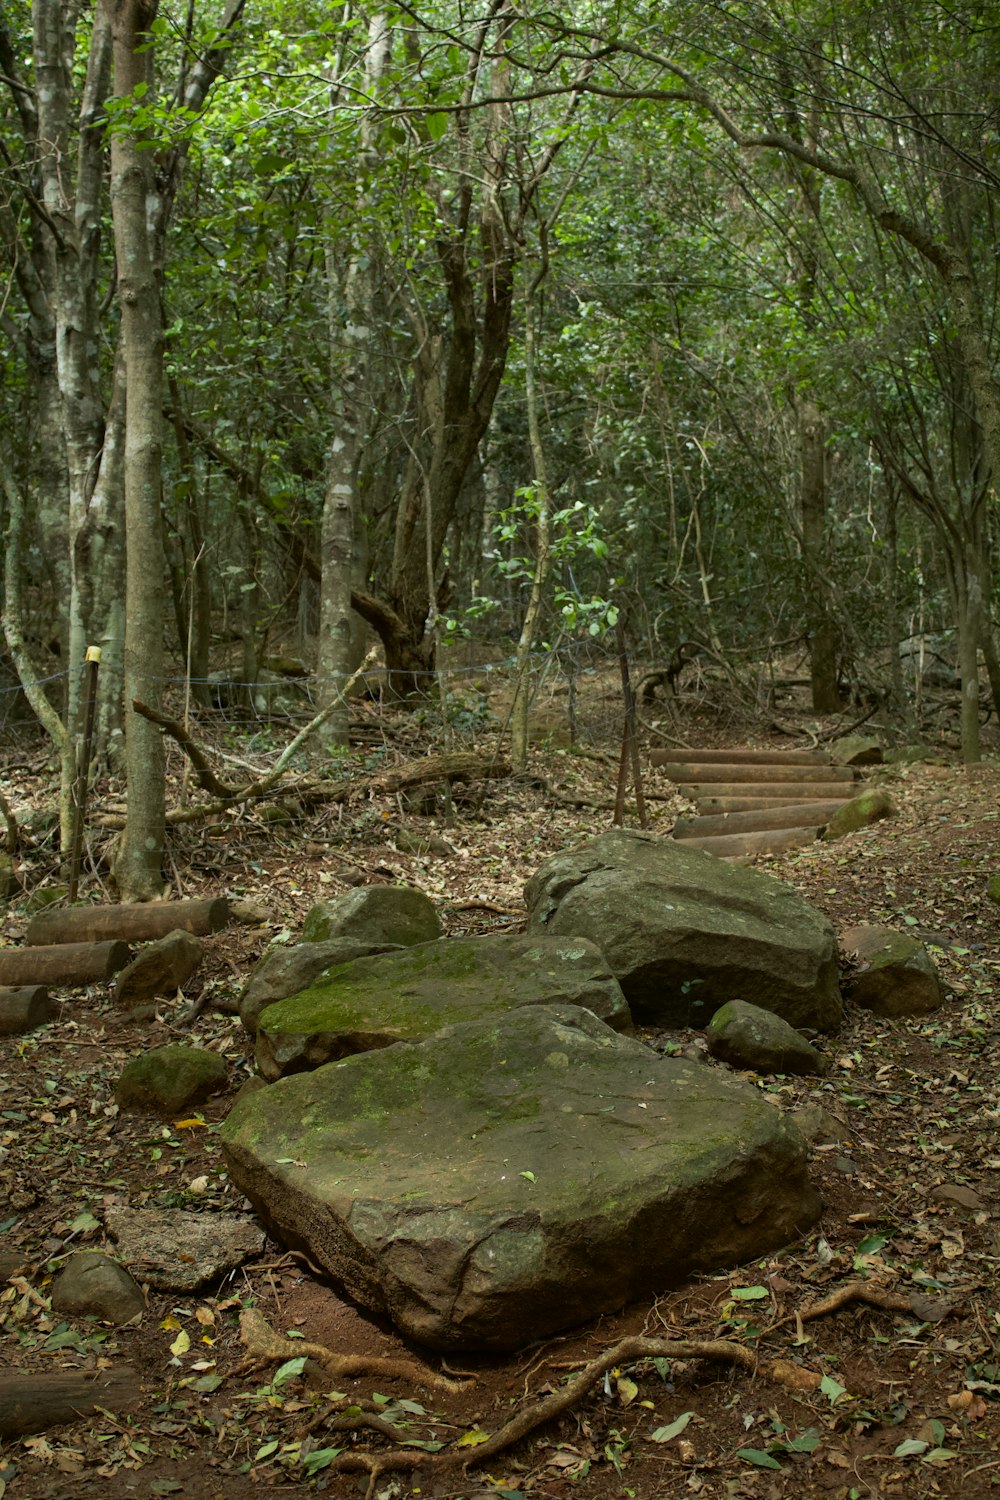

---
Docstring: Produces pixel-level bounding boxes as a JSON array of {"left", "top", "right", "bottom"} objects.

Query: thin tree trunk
[
  {"left": 511, "top": 265, "right": 552, "bottom": 770},
  {"left": 105, "top": 0, "right": 166, "bottom": 901}
]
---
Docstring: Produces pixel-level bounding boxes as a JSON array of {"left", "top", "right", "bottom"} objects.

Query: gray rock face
[
  {"left": 115, "top": 1044, "right": 228, "bottom": 1116},
  {"left": 841, "top": 926, "right": 944, "bottom": 1016},
  {"left": 240, "top": 938, "right": 404, "bottom": 1033},
  {"left": 50, "top": 1251, "right": 145, "bottom": 1324},
  {"left": 105, "top": 1206, "right": 266, "bottom": 1292},
  {"left": 222, "top": 1005, "right": 821, "bottom": 1352},
  {"left": 114, "top": 928, "right": 204, "bottom": 1008},
  {"left": 706, "top": 1000, "right": 828, "bottom": 1076},
  {"left": 301, "top": 885, "right": 442, "bottom": 947},
  {"left": 525, "top": 830, "right": 842, "bottom": 1031},
  {"left": 254, "top": 934, "right": 632, "bottom": 1081}
]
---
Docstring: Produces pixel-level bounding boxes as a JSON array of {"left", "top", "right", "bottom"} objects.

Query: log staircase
[{"left": 651, "top": 747, "right": 860, "bottom": 859}]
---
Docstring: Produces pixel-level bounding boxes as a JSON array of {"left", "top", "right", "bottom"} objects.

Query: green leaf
[
  {"left": 192, "top": 1373, "right": 223, "bottom": 1392},
  {"left": 519, "top": 1170, "right": 536, "bottom": 1183},
  {"left": 650, "top": 1410, "right": 694, "bottom": 1443},
  {"left": 855, "top": 1234, "right": 888, "bottom": 1257},
  {"left": 300, "top": 1447, "right": 342, "bottom": 1473},
  {"left": 894, "top": 1438, "right": 929, "bottom": 1457},
  {"left": 254, "top": 1440, "right": 279, "bottom": 1462},
  {"left": 737, "top": 1447, "right": 783, "bottom": 1469},
  {"left": 820, "top": 1374, "right": 848, "bottom": 1404},
  {"left": 731, "top": 1285, "right": 769, "bottom": 1301},
  {"left": 69, "top": 1210, "right": 100, "bottom": 1235},
  {"left": 456, "top": 1429, "right": 491, "bottom": 1447},
  {"left": 426, "top": 112, "right": 448, "bottom": 140},
  {"left": 273, "top": 1357, "right": 306, "bottom": 1386}
]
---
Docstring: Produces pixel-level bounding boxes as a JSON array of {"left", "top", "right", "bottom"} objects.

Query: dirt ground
[{"left": 1, "top": 683, "right": 999, "bottom": 1500}]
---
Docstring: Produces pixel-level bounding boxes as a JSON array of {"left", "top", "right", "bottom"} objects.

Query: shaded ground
[{"left": 1, "top": 686, "right": 999, "bottom": 1500}]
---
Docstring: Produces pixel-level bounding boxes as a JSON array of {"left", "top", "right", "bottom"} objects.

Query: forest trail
[{"left": 655, "top": 746, "right": 860, "bottom": 858}]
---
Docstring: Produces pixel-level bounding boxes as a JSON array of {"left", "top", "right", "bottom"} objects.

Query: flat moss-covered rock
[
  {"left": 115, "top": 1044, "right": 228, "bottom": 1116},
  {"left": 706, "top": 1000, "right": 828, "bottom": 1076},
  {"left": 525, "top": 829, "right": 841, "bottom": 1031},
  {"left": 254, "top": 934, "right": 631, "bottom": 1081},
  {"left": 222, "top": 1004, "right": 821, "bottom": 1352},
  {"left": 841, "top": 925, "right": 944, "bottom": 1016},
  {"left": 301, "top": 885, "right": 442, "bottom": 946},
  {"left": 240, "top": 937, "right": 404, "bottom": 1033}
]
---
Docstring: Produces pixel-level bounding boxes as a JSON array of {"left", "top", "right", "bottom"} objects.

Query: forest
[
  {"left": 2, "top": 9, "right": 1000, "bottom": 1499},
  {"left": 0, "top": 0, "right": 997, "bottom": 885}
]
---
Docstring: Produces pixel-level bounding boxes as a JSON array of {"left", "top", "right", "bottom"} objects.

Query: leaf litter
[{"left": 0, "top": 701, "right": 999, "bottom": 1498}]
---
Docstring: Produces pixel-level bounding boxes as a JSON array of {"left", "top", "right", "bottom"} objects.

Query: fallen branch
[{"left": 238, "top": 1307, "right": 468, "bottom": 1395}]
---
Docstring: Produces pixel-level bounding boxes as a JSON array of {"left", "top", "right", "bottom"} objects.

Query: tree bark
[{"left": 104, "top": 0, "right": 166, "bottom": 901}]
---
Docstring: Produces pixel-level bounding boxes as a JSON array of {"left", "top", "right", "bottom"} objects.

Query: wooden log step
[
  {"left": 0, "top": 985, "right": 56, "bottom": 1035},
  {"left": 26, "top": 896, "right": 231, "bottom": 948},
  {"left": 0, "top": 940, "right": 131, "bottom": 987},
  {"left": 673, "top": 800, "right": 851, "bottom": 839},
  {"left": 675, "top": 826, "right": 822, "bottom": 858},
  {"left": 651, "top": 747, "right": 830, "bottom": 766},
  {"left": 696, "top": 795, "right": 852, "bottom": 814},
  {"left": 677, "top": 781, "right": 856, "bottom": 802},
  {"left": 0, "top": 1366, "right": 142, "bottom": 1437},
  {"left": 657, "top": 761, "right": 856, "bottom": 784}
]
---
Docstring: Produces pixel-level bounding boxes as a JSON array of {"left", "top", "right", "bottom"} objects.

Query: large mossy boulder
[
  {"left": 240, "top": 938, "right": 404, "bottom": 1034},
  {"left": 254, "top": 934, "right": 631, "bottom": 1081},
  {"left": 221, "top": 1005, "right": 821, "bottom": 1352},
  {"left": 841, "top": 925, "right": 944, "bottom": 1017},
  {"left": 525, "top": 829, "right": 841, "bottom": 1031},
  {"left": 301, "top": 885, "right": 442, "bottom": 947}
]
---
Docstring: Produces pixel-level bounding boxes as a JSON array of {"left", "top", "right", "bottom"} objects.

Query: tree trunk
[
  {"left": 104, "top": 0, "right": 166, "bottom": 901},
  {"left": 511, "top": 265, "right": 552, "bottom": 769},
  {"left": 799, "top": 401, "right": 840, "bottom": 713},
  {"left": 316, "top": 16, "right": 390, "bottom": 745}
]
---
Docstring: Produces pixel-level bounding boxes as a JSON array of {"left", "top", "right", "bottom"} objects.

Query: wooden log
[
  {"left": 26, "top": 896, "right": 231, "bottom": 948},
  {"left": 678, "top": 781, "right": 855, "bottom": 802},
  {"left": 655, "top": 760, "right": 856, "bottom": 784},
  {"left": 696, "top": 795, "right": 846, "bottom": 813},
  {"left": 674, "top": 826, "right": 822, "bottom": 858},
  {"left": 0, "top": 985, "right": 56, "bottom": 1035},
  {"left": 650, "top": 747, "right": 829, "bottom": 765},
  {"left": 0, "top": 1367, "right": 141, "bottom": 1437},
  {"left": 0, "top": 941, "right": 131, "bottom": 987},
  {"left": 673, "top": 800, "right": 852, "bottom": 839}
]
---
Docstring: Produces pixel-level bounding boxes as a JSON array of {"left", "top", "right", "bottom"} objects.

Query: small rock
[
  {"left": 301, "top": 885, "right": 442, "bottom": 947},
  {"left": 115, "top": 1044, "right": 228, "bottom": 1116},
  {"left": 105, "top": 1206, "right": 265, "bottom": 1292},
  {"left": 114, "top": 929, "right": 204, "bottom": 1007},
  {"left": 928, "top": 1183, "right": 983, "bottom": 1212},
  {"left": 841, "top": 926, "right": 944, "bottom": 1017},
  {"left": 821, "top": 790, "right": 897, "bottom": 840},
  {"left": 230, "top": 898, "right": 276, "bottom": 926},
  {"left": 790, "top": 1103, "right": 850, "bottom": 1144},
  {"left": 50, "top": 1251, "right": 145, "bottom": 1324},
  {"left": 706, "top": 1000, "right": 828, "bottom": 1077},
  {"left": 830, "top": 737, "right": 884, "bottom": 767}
]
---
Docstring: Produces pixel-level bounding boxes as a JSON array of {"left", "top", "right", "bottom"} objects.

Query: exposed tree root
[
  {"left": 237, "top": 1307, "right": 469, "bottom": 1395},
  {"left": 465, "top": 1335, "right": 755, "bottom": 1466},
  {"left": 764, "top": 1278, "right": 914, "bottom": 1335}
]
